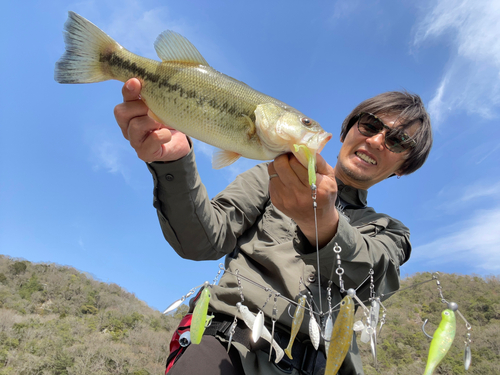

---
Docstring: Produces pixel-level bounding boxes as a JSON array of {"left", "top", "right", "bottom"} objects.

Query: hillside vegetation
[
  {"left": 0, "top": 255, "right": 180, "bottom": 374},
  {"left": 0, "top": 255, "right": 499, "bottom": 374},
  {"left": 356, "top": 272, "right": 500, "bottom": 375}
]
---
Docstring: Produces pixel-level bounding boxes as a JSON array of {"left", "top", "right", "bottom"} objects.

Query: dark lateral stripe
[{"left": 100, "top": 52, "right": 254, "bottom": 118}]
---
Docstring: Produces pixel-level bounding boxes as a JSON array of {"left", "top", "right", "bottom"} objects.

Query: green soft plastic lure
[
  {"left": 293, "top": 144, "right": 316, "bottom": 186},
  {"left": 190, "top": 287, "right": 212, "bottom": 345},
  {"left": 423, "top": 309, "right": 456, "bottom": 375},
  {"left": 284, "top": 295, "right": 307, "bottom": 359},
  {"left": 325, "top": 295, "right": 354, "bottom": 375}
]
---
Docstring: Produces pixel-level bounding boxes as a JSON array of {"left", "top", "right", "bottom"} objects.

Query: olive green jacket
[{"left": 147, "top": 148, "right": 411, "bottom": 375}]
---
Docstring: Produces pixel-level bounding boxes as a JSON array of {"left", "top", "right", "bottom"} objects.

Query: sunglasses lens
[
  {"left": 357, "top": 113, "right": 415, "bottom": 153},
  {"left": 358, "top": 114, "right": 383, "bottom": 136}
]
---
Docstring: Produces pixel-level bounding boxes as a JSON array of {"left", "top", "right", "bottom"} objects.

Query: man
[{"left": 114, "top": 78, "right": 432, "bottom": 374}]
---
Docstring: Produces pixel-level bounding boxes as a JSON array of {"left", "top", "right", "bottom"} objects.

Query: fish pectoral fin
[
  {"left": 212, "top": 150, "right": 241, "bottom": 169},
  {"left": 154, "top": 30, "right": 209, "bottom": 66},
  {"left": 242, "top": 114, "right": 257, "bottom": 138}
]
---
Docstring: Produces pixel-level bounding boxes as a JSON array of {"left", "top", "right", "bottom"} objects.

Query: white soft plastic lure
[{"left": 236, "top": 303, "right": 284, "bottom": 363}]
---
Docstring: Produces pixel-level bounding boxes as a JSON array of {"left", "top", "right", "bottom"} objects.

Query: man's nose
[{"left": 366, "top": 131, "right": 386, "bottom": 150}]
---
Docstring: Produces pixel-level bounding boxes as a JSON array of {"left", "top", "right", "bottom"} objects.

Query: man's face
[{"left": 335, "top": 113, "right": 417, "bottom": 190}]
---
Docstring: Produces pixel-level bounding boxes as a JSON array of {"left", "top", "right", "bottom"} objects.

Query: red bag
[{"left": 165, "top": 313, "right": 193, "bottom": 374}]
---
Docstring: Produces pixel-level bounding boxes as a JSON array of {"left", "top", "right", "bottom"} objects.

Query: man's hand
[
  {"left": 268, "top": 154, "right": 339, "bottom": 248},
  {"left": 114, "top": 78, "right": 191, "bottom": 163}
]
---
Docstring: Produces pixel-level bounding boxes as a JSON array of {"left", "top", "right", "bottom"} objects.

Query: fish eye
[{"left": 301, "top": 118, "right": 312, "bottom": 126}]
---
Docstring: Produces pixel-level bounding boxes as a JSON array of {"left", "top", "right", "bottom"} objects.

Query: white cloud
[
  {"left": 413, "top": 0, "right": 500, "bottom": 128},
  {"left": 412, "top": 206, "right": 500, "bottom": 272},
  {"left": 90, "top": 138, "right": 132, "bottom": 182},
  {"left": 430, "top": 179, "right": 500, "bottom": 216}
]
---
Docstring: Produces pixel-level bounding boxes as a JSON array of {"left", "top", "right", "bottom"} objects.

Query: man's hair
[{"left": 340, "top": 91, "right": 433, "bottom": 176}]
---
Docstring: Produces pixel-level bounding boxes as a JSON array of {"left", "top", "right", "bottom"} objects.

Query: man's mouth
[{"left": 355, "top": 151, "right": 376, "bottom": 165}]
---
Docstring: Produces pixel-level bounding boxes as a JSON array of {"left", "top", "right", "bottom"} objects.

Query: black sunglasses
[{"left": 355, "top": 113, "right": 416, "bottom": 153}]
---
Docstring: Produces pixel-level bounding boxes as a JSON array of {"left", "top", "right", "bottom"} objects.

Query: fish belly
[{"left": 106, "top": 50, "right": 284, "bottom": 160}]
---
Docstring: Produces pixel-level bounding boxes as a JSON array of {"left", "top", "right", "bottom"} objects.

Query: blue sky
[{"left": 1, "top": 0, "right": 499, "bottom": 312}]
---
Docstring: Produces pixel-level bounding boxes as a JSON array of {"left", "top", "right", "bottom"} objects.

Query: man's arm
[{"left": 114, "top": 78, "right": 270, "bottom": 261}]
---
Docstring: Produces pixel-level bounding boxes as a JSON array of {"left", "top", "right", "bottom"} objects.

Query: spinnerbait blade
[
  {"left": 464, "top": 343, "right": 472, "bottom": 370},
  {"left": 252, "top": 310, "right": 265, "bottom": 342}
]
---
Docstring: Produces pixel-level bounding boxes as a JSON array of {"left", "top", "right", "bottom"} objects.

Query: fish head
[{"left": 255, "top": 103, "right": 332, "bottom": 167}]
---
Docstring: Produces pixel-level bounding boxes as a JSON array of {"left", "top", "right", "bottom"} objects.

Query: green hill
[
  {"left": 1, "top": 255, "right": 499, "bottom": 374},
  {"left": 0, "top": 255, "right": 180, "bottom": 375}
]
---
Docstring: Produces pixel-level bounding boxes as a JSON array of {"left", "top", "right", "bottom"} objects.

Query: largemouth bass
[
  {"left": 55, "top": 12, "right": 331, "bottom": 168},
  {"left": 423, "top": 309, "right": 456, "bottom": 375}
]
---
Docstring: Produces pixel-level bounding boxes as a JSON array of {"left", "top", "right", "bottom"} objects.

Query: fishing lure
[
  {"left": 309, "top": 314, "right": 321, "bottom": 350},
  {"left": 253, "top": 310, "right": 265, "bottom": 342},
  {"left": 236, "top": 302, "right": 284, "bottom": 363},
  {"left": 324, "top": 314, "right": 333, "bottom": 355},
  {"left": 284, "top": 295, "right": 307, "bottom": 359},
  {"left": 293, "top": 144, "right": 316, "bottom": 186},
  {"left": 190, "top": 286, "right": 212, "bottom": 345},
  {"left": 423, "top": 305, "right": 457, "bottom": 375},
  {"left": 325, "top": 295, "right": 354, "bottom": 375},
  {"left": 227, "top": 316, "right": 238, "bottom": 353}
]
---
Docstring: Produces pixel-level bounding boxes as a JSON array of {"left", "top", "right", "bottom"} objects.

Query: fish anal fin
[
  {"left": 154, "top": 30, "right": 209, "bottom": 66},
  {"left": 212, "top": 150, "right": 241, "bottom": 169}
]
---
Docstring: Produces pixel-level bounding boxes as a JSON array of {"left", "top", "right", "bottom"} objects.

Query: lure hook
[{"left": 422, "top": 319, "right": 433, "bottom": 339}]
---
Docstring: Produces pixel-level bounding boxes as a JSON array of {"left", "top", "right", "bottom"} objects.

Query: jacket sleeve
[
  {"left": 294, "top": 210, "right": 411, "bottom": 299},
  {"left": 146, "top": 148, "right": 270, "bottom": 260}
]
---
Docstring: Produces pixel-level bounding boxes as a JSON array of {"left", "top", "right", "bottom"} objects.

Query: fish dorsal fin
[
  {"left": 154, "top": 30, "right": 209, "bottom": 66},
  {"left": 212, "top": 149, "right": 241, "bottom": 169}
]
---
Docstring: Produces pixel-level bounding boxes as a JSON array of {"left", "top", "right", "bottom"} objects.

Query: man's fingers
[
  {"left": 122, "top": 78, "right": 142, "bottom": 102},
  {"left": 135, "top": 128, "right": 173, "bottom": 161},
  {"left": 114, "top": 101, "right": 151, "bottom": 139},
  {"left": 128, "top": 115, "right": 165, "bottom": 148}
]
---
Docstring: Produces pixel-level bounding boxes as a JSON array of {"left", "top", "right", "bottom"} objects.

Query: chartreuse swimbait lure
[
  {"left": 293, "top": 144, "right": 316, "bottom": 186},
  {"left": 423, "top": 308, "right": 456, "bottom": 375},
  {"left": 325, "top": 295, "right": 354, "bottom": 375},
  {"left": 284, "top": 295, "right": 307, "bottom": 359},
  {"left": 190, "top": 286, "right": 212, "bottom": 345}
]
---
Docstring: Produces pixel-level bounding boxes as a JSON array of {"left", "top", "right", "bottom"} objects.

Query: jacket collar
[{"left": 336, "top": 178, "right": 368, "bottom": 208}]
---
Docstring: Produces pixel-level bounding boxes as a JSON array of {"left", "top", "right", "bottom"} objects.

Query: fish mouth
[{"left": 292, "top": 132, "right": 332, "bottom": 168}]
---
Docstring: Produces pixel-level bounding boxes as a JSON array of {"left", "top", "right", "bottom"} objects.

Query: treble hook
[{"left": 422, "top": 319, "right": 433, "bottom": 339}]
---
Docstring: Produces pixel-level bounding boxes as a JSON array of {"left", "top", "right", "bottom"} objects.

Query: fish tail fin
[{"left": 55, "top": 11, "right": 119, "bottom": 84}]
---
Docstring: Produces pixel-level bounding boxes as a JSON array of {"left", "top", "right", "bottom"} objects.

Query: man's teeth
[{"left": 356, "top": 152, "right": 376, "bottom": 165}]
